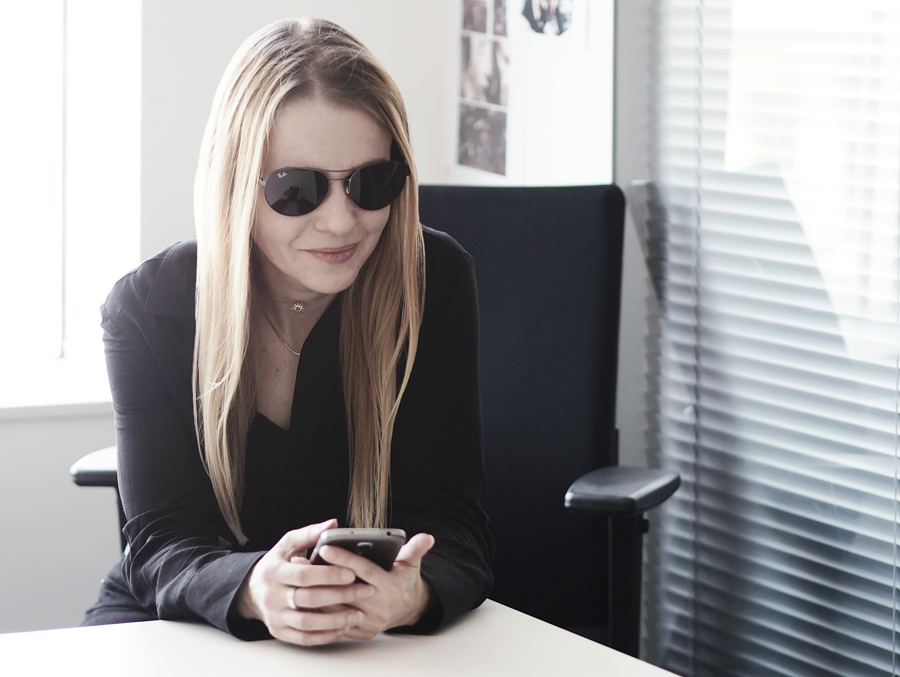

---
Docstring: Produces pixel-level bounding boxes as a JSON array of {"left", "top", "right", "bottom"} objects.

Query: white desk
[{"left": 0, "top": 601, "right": 676, "bottom": 676}]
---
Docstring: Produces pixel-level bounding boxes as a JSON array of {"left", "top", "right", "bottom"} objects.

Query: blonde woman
[{"left": 83, "top": 18, "right": 492, "bottom": 646}]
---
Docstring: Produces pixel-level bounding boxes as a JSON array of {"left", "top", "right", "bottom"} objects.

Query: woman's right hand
[{"left": 234, "top": 518, "right": 376, "bottom": 646}]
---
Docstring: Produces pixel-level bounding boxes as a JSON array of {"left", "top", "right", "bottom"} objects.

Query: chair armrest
[
  {"left": 565, "top": 466, "right": 680, "bottom": 517},
  {"left": 70, "top": 446, "right": 118, "bottom": 488}
]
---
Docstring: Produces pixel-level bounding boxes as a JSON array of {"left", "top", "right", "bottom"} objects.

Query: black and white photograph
[
  {"left": 462, "top": 0, "right": 487, "bottom": 32},
  {"left": 494, "top": 0, "right": 507, "bottom": 36},
  {"left": 458, "top": 102, "right": 506, "bottom": 175},
  {"left": 460, "top": 34, "right": 509, "bottom": 107}
]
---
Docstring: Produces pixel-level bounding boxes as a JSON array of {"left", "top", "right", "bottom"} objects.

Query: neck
[
  {"left": 254, "top": 256, "right": 335, "bottom": 334},
  {"left": 256, "top": 287, "right": 335, "bottom": 340}
]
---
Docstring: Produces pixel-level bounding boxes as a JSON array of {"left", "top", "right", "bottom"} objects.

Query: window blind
[{"left": 641, "top": 1, "right": 900, "bottom": 675}]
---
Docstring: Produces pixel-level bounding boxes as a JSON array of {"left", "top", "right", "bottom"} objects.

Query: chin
[{"left": 302, "top": 271, "right": 363, "bottom": 296}]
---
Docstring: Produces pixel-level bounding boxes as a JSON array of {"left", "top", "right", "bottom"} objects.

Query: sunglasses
[{"left": 259, "top": 160, "right": 409, "bottom": 216}]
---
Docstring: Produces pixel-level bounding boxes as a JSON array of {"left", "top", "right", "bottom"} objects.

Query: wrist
[
  {"left": 235, "top": 566, "right": 262, "bottom": 621},
  {"left": 400, "top": 576, "right": 434, "bottom": 628}
]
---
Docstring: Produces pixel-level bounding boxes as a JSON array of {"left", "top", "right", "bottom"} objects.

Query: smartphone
[{"left": 309, "top": 527, "right": 407, "bottom": 571}]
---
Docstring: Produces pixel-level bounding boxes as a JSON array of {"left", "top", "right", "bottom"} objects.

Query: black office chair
[
  {"left": 72, "top": 183, "right": 678, "bottom": 657},
  {"left": 416, "top": 184, "right": 678, "bottom": 656}
]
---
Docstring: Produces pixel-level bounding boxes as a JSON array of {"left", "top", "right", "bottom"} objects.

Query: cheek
[
  {"left": 254, "top": 210, "right": 304, "bottom": 247},
  {"left": 252, "top": 209, "right": 274, "bottom": 244},
  {"left": 357, "top": 210, "right": 390, "bottom": 262},
  {"left": 362, "top": 208, "right": 391, "bottom": 238}
]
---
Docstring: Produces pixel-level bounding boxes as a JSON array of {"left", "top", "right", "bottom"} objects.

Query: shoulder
[
  {"left": 103, "top": 238, "right": 197, "bottom": 330},
  {"left": 422, "top": 225, "right": 474, "bottom": 272},
  {"left": 421, "top": 226, "right": 476, "bottom": 297},
  {"left": 418, "top": 226, "right": 478, "bottom": 351}
]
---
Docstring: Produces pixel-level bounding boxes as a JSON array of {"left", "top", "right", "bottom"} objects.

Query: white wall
[{"left": 0, "top": 408, "right": 119, "bottom": 633}]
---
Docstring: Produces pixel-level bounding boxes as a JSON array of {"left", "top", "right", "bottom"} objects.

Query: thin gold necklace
[{"left": 263, "top": 313, "right": 302, "bottom": 357}]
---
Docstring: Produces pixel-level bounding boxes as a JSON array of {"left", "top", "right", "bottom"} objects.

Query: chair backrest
[{"left": 418, "top": 184, "right": 626, "bottom": 631}]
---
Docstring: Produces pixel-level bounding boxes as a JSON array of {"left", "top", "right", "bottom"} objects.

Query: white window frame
[{"left": 0, "top": 0, "right": 142, "bottom": 414}]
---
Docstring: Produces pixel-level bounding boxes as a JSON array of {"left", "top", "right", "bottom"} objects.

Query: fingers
[
  {"left": 276, "top": 577, "right": 367, "bottom": 647},
  {"left": 273, "top": 518, "right": 338, "bottom": 560},
  {"left": 291, "top": 582, "right": 375, "bottom": 610},
  {"left": 288, "top": 608, "right": 364, "bottom": 633},
  {"left": 317, "top": 544, "right": 386, "bottom": 583},
  {"left": 279, "top": 627, "right": 347, "bottom": 647},
  {"left": 275, "top": 608, "right": 364, "bottom": 647},
  {"left": 282, "top": 558, "right": 357, "bottom": 589},
  {"left": 395, "top": 533, "right": 435, "bottom": 568}
]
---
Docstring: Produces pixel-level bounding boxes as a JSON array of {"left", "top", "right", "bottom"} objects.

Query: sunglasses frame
[{"left": 258, "top": 160, "right": 410, "bottom": 216}]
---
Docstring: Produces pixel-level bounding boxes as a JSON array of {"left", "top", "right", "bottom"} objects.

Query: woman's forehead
[{"left": 264, "top": 97, "right": 391, "bottom": 172}]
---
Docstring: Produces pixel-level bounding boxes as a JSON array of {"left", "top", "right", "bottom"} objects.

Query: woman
[{"left": 83, "top": 18, "right": 492, "bottom": 646}]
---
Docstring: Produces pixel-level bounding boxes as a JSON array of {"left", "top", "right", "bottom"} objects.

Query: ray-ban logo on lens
[{"left": 277, "top": 171, "right": 288, "bottom": 178}]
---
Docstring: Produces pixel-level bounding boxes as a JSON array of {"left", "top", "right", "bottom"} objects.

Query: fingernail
[
  {"left": 358, "top": 585, "right": 375, "bottom": 599},
  {"left": 341, "top": 569, "right": 355, "bottom": 584},
  {"left": 352, "top": 612, "right": 364, "bottom": 624}
]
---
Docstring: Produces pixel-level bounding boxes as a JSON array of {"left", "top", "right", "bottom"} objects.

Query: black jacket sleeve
[
  {"left": 389, "top": 228, "right": 493, "bottom": 632},
  {"left": 101, "top": 249, "right": 268, "bottom": 639}
]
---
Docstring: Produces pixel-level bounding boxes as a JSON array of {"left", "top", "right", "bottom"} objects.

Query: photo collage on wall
[{"left": 458, "top": 0, "right": 509, "bottom": 175}]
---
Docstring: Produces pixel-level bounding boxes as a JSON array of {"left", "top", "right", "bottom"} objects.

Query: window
[
  {"left": 0, "top": 2, "right": 65, "bottom": 360},
  {"left": 0, "top": 0, "right": 141, "bottom": 409},
  {"left": 641, "top": 1, "right": 900, "bottom": 674}
]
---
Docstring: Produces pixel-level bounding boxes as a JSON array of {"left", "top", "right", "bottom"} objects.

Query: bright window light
[
  {"left": 0, "top": 0, "right": 140, "bottom": 408},
  {"left": 0, "top": 2, "right": 65, "bottom": 360}
]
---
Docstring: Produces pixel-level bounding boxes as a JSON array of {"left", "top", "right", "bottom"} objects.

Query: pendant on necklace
[{"left": 291, "top": 302, "right": 305, "bottom": 315}]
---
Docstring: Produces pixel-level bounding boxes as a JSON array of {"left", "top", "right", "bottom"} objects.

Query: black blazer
[{"left": 100, "top": 227, "right": 492, "bottom": 639}]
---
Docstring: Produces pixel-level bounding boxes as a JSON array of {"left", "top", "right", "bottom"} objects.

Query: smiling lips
[{"left": 304, "top": 243, "right": 358, "bottom": 264}]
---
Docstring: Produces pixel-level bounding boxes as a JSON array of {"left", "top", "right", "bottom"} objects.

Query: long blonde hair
[{"left": 193, "top": 18, "right": 425, "bottom": 543}]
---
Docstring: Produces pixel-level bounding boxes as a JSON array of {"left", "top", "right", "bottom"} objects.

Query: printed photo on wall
[
  {"left": 460, "top": 34, "right": 509, "bottom": 106},
  {"left": 494, "top": 0, "right": 507, "bottom": 36},
  {"left": 521, "top": 0, "right": 572, "bottom": 35},
  {"left": 458, "top": 102, "right": 507, "bottom": 175},
  {"left": 463, "top": 0, "right": 488, "bottom": 32}
]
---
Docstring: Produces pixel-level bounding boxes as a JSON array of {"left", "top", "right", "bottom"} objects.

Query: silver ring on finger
[{"left": 287, "top": 586, "right": 298, "bottom": 611}]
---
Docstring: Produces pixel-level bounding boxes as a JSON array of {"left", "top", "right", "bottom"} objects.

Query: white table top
[{"left": 0, "top": 600, "right": 676, "bottom": 676}]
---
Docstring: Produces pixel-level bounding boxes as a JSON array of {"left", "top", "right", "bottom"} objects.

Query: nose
[{"left": 313, "top": 177, "right": 357, "bottom": 235}]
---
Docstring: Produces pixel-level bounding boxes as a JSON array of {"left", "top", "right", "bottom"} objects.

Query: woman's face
[{"left": 254, "top": 96, "right": 394, "bottom": 301}]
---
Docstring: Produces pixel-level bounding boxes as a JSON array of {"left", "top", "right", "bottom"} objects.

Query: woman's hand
[
  {"left": 234, "top": 519, "right": 373, "bottom": 646},
  {"left": 315, "top": 532, "right": 436, "bottom": 640}
]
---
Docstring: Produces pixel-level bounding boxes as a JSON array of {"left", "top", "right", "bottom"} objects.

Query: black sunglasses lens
[
  {"left": 264, "top": 169, "right": 329, "bottom": 216},
  {"left": 349, "top": 161, "right": 408, "bottom": 210}
]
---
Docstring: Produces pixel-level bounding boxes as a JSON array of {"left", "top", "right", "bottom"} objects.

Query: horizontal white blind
[{"left": 642, "top": 1, "right": 900, "bottom": 675}]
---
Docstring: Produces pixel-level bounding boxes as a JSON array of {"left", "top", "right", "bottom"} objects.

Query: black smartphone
[{"left": 308, "top": 527, "right": 407, "bottom": 571}]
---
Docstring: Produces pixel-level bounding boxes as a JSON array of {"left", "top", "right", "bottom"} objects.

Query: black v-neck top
[
  {"left": 240, "top": 298, "right": 350, "bottom": 550},
  {"left": 97, "top": 227, "right": 492, "bottom": 640}
]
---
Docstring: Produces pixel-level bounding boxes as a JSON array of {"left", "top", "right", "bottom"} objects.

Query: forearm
[{"left": 121, "top": 507, "right": 267, "bottom": 637}]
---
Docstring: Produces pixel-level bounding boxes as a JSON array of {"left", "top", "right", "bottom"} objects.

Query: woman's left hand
[{"left": 315, "top": 532, "right": 436, "bottom": 639}]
